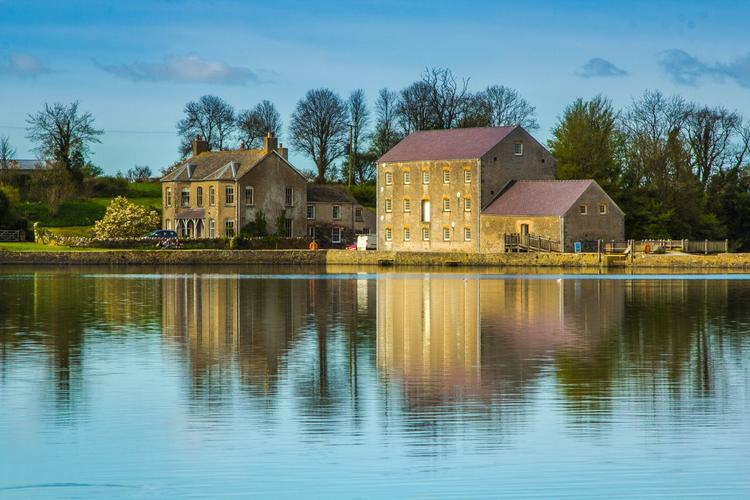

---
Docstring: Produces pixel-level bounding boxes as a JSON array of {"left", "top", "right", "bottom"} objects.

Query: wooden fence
[
  {"left": 0, "top": 230, "right": 25, "bottom": 242},
  {"left": 504, "top": 233, "right": 562, "bottom": 253}
]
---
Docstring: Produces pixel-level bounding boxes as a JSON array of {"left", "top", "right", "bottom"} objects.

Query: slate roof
[
  {"left": 161, "top": 149, "right": 268, "bottom": 182},
  {"left": 377, "top": 126, "right": 517, "bottom": 163},
  {"left": 482, "top": 180, "right": 600, "bottom": 216},
  {"left": 307, "top": 184, "right": 357, "bottom": 203}
]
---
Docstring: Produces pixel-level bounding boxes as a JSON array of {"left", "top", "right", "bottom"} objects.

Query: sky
[{"left": 2, "top": 0, "right": 750, "bottom": 175}]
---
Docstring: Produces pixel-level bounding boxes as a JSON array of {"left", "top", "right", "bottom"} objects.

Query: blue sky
[{"left": 2, "top": 0, "right": 750, "bottom": 175}]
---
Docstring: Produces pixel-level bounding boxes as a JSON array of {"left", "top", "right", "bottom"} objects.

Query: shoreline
[{"left": 2, "top": 249, "right": 750, "bottom": 269}]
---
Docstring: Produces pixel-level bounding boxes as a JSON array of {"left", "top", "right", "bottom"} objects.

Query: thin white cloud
[
  {"left": 577, "top": 58, "right": 628, "bottom": 78},
  {"left": 0, "top": 53, "right": 52, "bottom": 78},
  {"left": 96, "top": 54, "right": 265, "bottom": 85},
  {"left": 660, "top": 49, "right": 750, "bottom": 88}
]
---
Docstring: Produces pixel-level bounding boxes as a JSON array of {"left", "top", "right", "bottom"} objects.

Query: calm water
[{"left": 0, "top": 267, "right": 749, "bottom": 499}]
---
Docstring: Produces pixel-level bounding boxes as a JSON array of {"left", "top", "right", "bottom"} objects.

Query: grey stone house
[{"left": 306, "top": 184, "right": 376, "bottom": 246}]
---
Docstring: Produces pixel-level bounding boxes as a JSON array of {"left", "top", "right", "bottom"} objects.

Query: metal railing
[
  {"left": 604, "top": 239, "right": 729, "bottom": 255},
  {"left": 0, "top": 229, "right": 24, "bottom": 242}
]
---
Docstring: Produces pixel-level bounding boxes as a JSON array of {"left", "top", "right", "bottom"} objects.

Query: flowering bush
[{"left": 94, "top": 196, "right": 160, "bottom": 239}]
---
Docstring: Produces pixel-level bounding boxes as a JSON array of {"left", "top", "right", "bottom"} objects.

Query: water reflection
[{"left": 1, "top": 270, "right": 749, "bottom": 497}]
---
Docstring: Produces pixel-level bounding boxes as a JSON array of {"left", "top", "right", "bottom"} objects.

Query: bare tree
[
  {"left": 29, "top": 162, "right": 76, "bottom": 216},
  {"left": 371, "top": 88, "right": 402, "bottom": 158},
  {"left": 422, "top": 67, "right": 469, "bottom": 129},
  {"left": 176, "top": 95, "right": 236, "bottom": 157},
  {"left": 25, "top": 101, "right": 103, "bottom": 186},
  {"left": 481, "top": 85, "right": 539, "bottom": 130},
  {"left": 457, "top": 92, "right": 493, "bottom": 128},
  {"left": 289, "top": 88, "right": 349, "bottom": 183},
  {"left": 684, "top": 105, "right": 741, "bottom": 188},
  {"left": 237, "top": 100, "right": 282, "bottom": 148},
  {"left": 126, "top": 165, "right": 153, "bottom": 182},
  {"left": 0, "top": 136, "right": 16, "bottom": 170},
  {"left": 347, "top": 89, "right": 370, "bottom": 184},
  {"left": 397, "top": 80, "right": 433, "bottom": 134}
]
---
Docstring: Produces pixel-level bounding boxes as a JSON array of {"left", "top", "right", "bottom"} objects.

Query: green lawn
[
  {"left": 0, "top": 242, "right": 103, "bottom": 252},
  {"left": 127, "top": 182, "right": 162, "bottom": 198},
  {"left": 17, "top": 195, "right": 162, "bottom": 227}
]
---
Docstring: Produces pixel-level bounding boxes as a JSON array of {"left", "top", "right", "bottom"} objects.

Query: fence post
[
  {"left": 725, "top": 239, "right": 729, "bottom": 253},
  {"left": 597, "top": 239, "right": 602, "bottom": 263}
]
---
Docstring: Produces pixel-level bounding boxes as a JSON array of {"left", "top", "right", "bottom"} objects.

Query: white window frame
[
  {"left": 384, "top": 199, "right": 392, "bottom": 213},
  {"left": 580, "top": 204, "right": 588, "bottom": 215},
  {"left": 165, "top": 188, "right": 172, "bottom": 207},
  {"left": 464, "top": 227, "right": 471, "bottom": 241},
  {"left": 224, "top": 219, "right": 235, "bottom": 238},
  {"left": 514, "top": 142, "right": 524, "bottom": 156},
  {"left": 245, "top": 185, "right": 254, "bottom": 206},
  {"left": 422, "top": 227, "right": 430, "bottom": 241},
  {"left": 599, "top": 203, "right": 608, "bottom": 215},
  {"left": 385, "top": 227, "right": 392, "bottom": 241},
  {"left": 403, "top": 198, "right": 411, "bottom": 213},
  {"left": 354, "top": 207, "right": 363, "bottom": 221},
  {"left": 464, "top": 198, "right": 472, "bottom": 212},
  {"left": 209, "top": 186, "right": 216, "bottom": 206},
  {"left": 181, "top": 188, "right": 190, "bottom": 207},
  {"left": 403, "top": 171, "right": 411, "bottom": 185},
  {"left": 421, "top": 200, "right": 431, "bottom": 223},
  {"left": 464, "top": 170, "right": 471, "bottom": 183},
  {"left": 225, "top": 185, "right": 234, "bottom": 205},
  {"left": 403, "top": 227, "right": 410, "bottom": 241},
  {"left": 307, "top": 204, "right": 316, "bottom": 220},
  {"left": 385, "top": 171, "right": 393, "bottom": 185},
  {"left": 443, "top": 170, "right": 450, "bottom": 183},
  {"left": 331, "top": 227, "right": 342, "bottom": 243},
  {"left": 422, "top": 171, "right": 430, "bottom": 184},
  {"left": 442, "top": 198, "right": 450, "bottom": 212},
  {"left": 209, "top": 219, "right": 215, "bottom": 238},
  {"left": 196, "top": 186, "right": 203, "bottom": 207},
  {"left": 443, "top": 227, "right": 451, "bottom": 241},
  {"left": 332, "top": 204, "right": 342, "bottom": 220},
  {"left": 285, "top": 186, "right": 293, "bottom": 207}
]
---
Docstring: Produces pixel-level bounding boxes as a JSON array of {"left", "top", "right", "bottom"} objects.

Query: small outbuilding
[{"left": 480, "top": 179, "right": 624, "bottom": 252}]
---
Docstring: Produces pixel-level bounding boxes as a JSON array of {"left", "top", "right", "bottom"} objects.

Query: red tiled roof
[
  {"left": 482, "top": 180, "right": 595, "bottom": 216},
  {"left": 378, "top": 127, "right": 517, "bottom": 163}
]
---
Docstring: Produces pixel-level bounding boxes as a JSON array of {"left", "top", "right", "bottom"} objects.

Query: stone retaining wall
[{"left": 7, "top": 249, "right": 750, "bottom": 269}]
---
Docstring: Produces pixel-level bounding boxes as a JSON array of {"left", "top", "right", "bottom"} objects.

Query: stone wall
[{"left": 479, "top": 215, "right": 561, "bottom": 252}]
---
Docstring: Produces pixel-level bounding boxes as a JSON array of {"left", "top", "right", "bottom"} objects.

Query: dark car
[{"left": 146, "top": 230, "right": 178, "bottom": 239}]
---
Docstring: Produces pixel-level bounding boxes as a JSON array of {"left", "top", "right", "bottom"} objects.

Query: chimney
[
  {"left": 263, "top": 131, "right": 278, "bottom": 153},
  {"left": 277, "top": 142, "right": 288, "bottom": 160},
  {"left": 192, "top": 134, "right": 209, "bottom": 156}
]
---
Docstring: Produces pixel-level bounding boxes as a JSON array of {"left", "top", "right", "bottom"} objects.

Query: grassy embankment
[{"left": 16, "top": 182, "right": 161, "bottom": 238}]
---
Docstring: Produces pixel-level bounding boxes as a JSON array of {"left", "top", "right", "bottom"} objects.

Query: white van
[{"left": 356, "top": 234, "right": 377, "bottom": 251}]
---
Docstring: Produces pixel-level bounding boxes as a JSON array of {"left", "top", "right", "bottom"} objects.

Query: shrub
[
  {"left": 0, "top": 191, "right": 28, "bottom": 230},
  {"left": 0, "top": 183, "right": 21, "bottom": 205},
  {"left": 348, "top": 184, "right": 376, "bottom": 208},
  {"left": 241, "top": 210, "right": 268, "bottom": 237},
  {"left": 93, "top": 196, "right": 160, "bottom": 239}
]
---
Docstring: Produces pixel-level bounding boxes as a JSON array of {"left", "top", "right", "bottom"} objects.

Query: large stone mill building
[{"left": 376, "top": 126, "right": 624, "bottom": 252}]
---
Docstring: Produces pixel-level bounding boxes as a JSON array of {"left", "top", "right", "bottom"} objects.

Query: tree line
[{"left": 4, "top": 66, "right": 750, "bottom": 246}]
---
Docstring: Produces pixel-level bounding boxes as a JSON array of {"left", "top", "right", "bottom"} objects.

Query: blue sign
[{"left": 574, "top": 242, "right": 582, "bottom": 253}]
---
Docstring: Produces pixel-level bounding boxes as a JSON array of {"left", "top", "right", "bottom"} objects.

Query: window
[
  {"left": 224, "top": 219, "right": 235, "bottom": 238},
  {"left": 421, "top": 200, "right": 431, "bottom": 223},
  {"left": 403, "top": 171, "right": 411, "bottom": 185},
  {"left": 307, "top": 204, "right": 316, "bottom": 220},
  {"left": 196, "top": 187, "right": 203, "bottom": 207},
  {"left": 333, "top": 205, "right": 342, "bottom": 220},
  {"left": 443, "top": 198, "right": 451, "bottom": 212},
  {"left": 225, "top": 185, "right": 234, "bottom": 205},
  {"left": 181, "top": 188, "right": 190, "bottom": 207},
  {"left": 579, "top": 204, "right": 588, "bottom": 215},
  {"left": 165, "top": 188, "right": 172, "bottom": 207},
  {"left": 443, "top": 170, "right": 450, "bottom": 183},
  {"left": 464, "top": 170, "right": 471, "bottom": 183},
  {"left": 166, "top": 219, "right": 172, "bottom": 230},
  {"left": 403, "top": 227, "right": 410, "bottom": 241},
  {"left": 355, "top": 207, "right": 363, "bottom": 221},
  {"left": 443, "top": 227, "right": 451, "bottom": 241},
  {"left": 332, "top": 227, "right": 342, "bottom": 243},
  {"left": 284, "top": 218, "right": 292, "bottom": 237},
  {"left": 245, "top": 186, "right": 254, "bottom": 206},
  {"left": 285, "top": 187, "right": 293, "bottom": 207},
  {"left": 385, "top": 227, "right": 392, "bottom": 241},
  {"left": 422, "top": 171, "right": 430, "bottom": 184},
  {"left": 599, "top": 203, "right": 608, "bottom": 215},
  {"left": 403, "top": 198, "right": 411, "bottom": 213},
  {"left": 464, "top": 198, "right": 472, "bottom": 212},
  {"left": 514, "top": 142, "right": 524, "bottom": 156},
  {"left": 385, "top": 171, "right": 393, "bottom": 185},
  {"left": 307, "top": 226, "right": 316, "bottom": 238},
  {"left": 209, "top": 186, "right": 216, "bottom": 206},
  {"left": 384, "top": 199, "right": 392, "bottom": 213},
  {"left": 464, "top": 227, "right": 471, "bottom": 241},
  {"left": 422, "top": 228, "right": 430, "bottom": 241},
  {"left": 209, "top": 219, "right": 215, "bottom": 238}
]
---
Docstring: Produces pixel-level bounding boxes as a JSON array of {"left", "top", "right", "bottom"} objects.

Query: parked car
[{"left": 145, "top": 229, "right": 178, "bottom": 240}]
